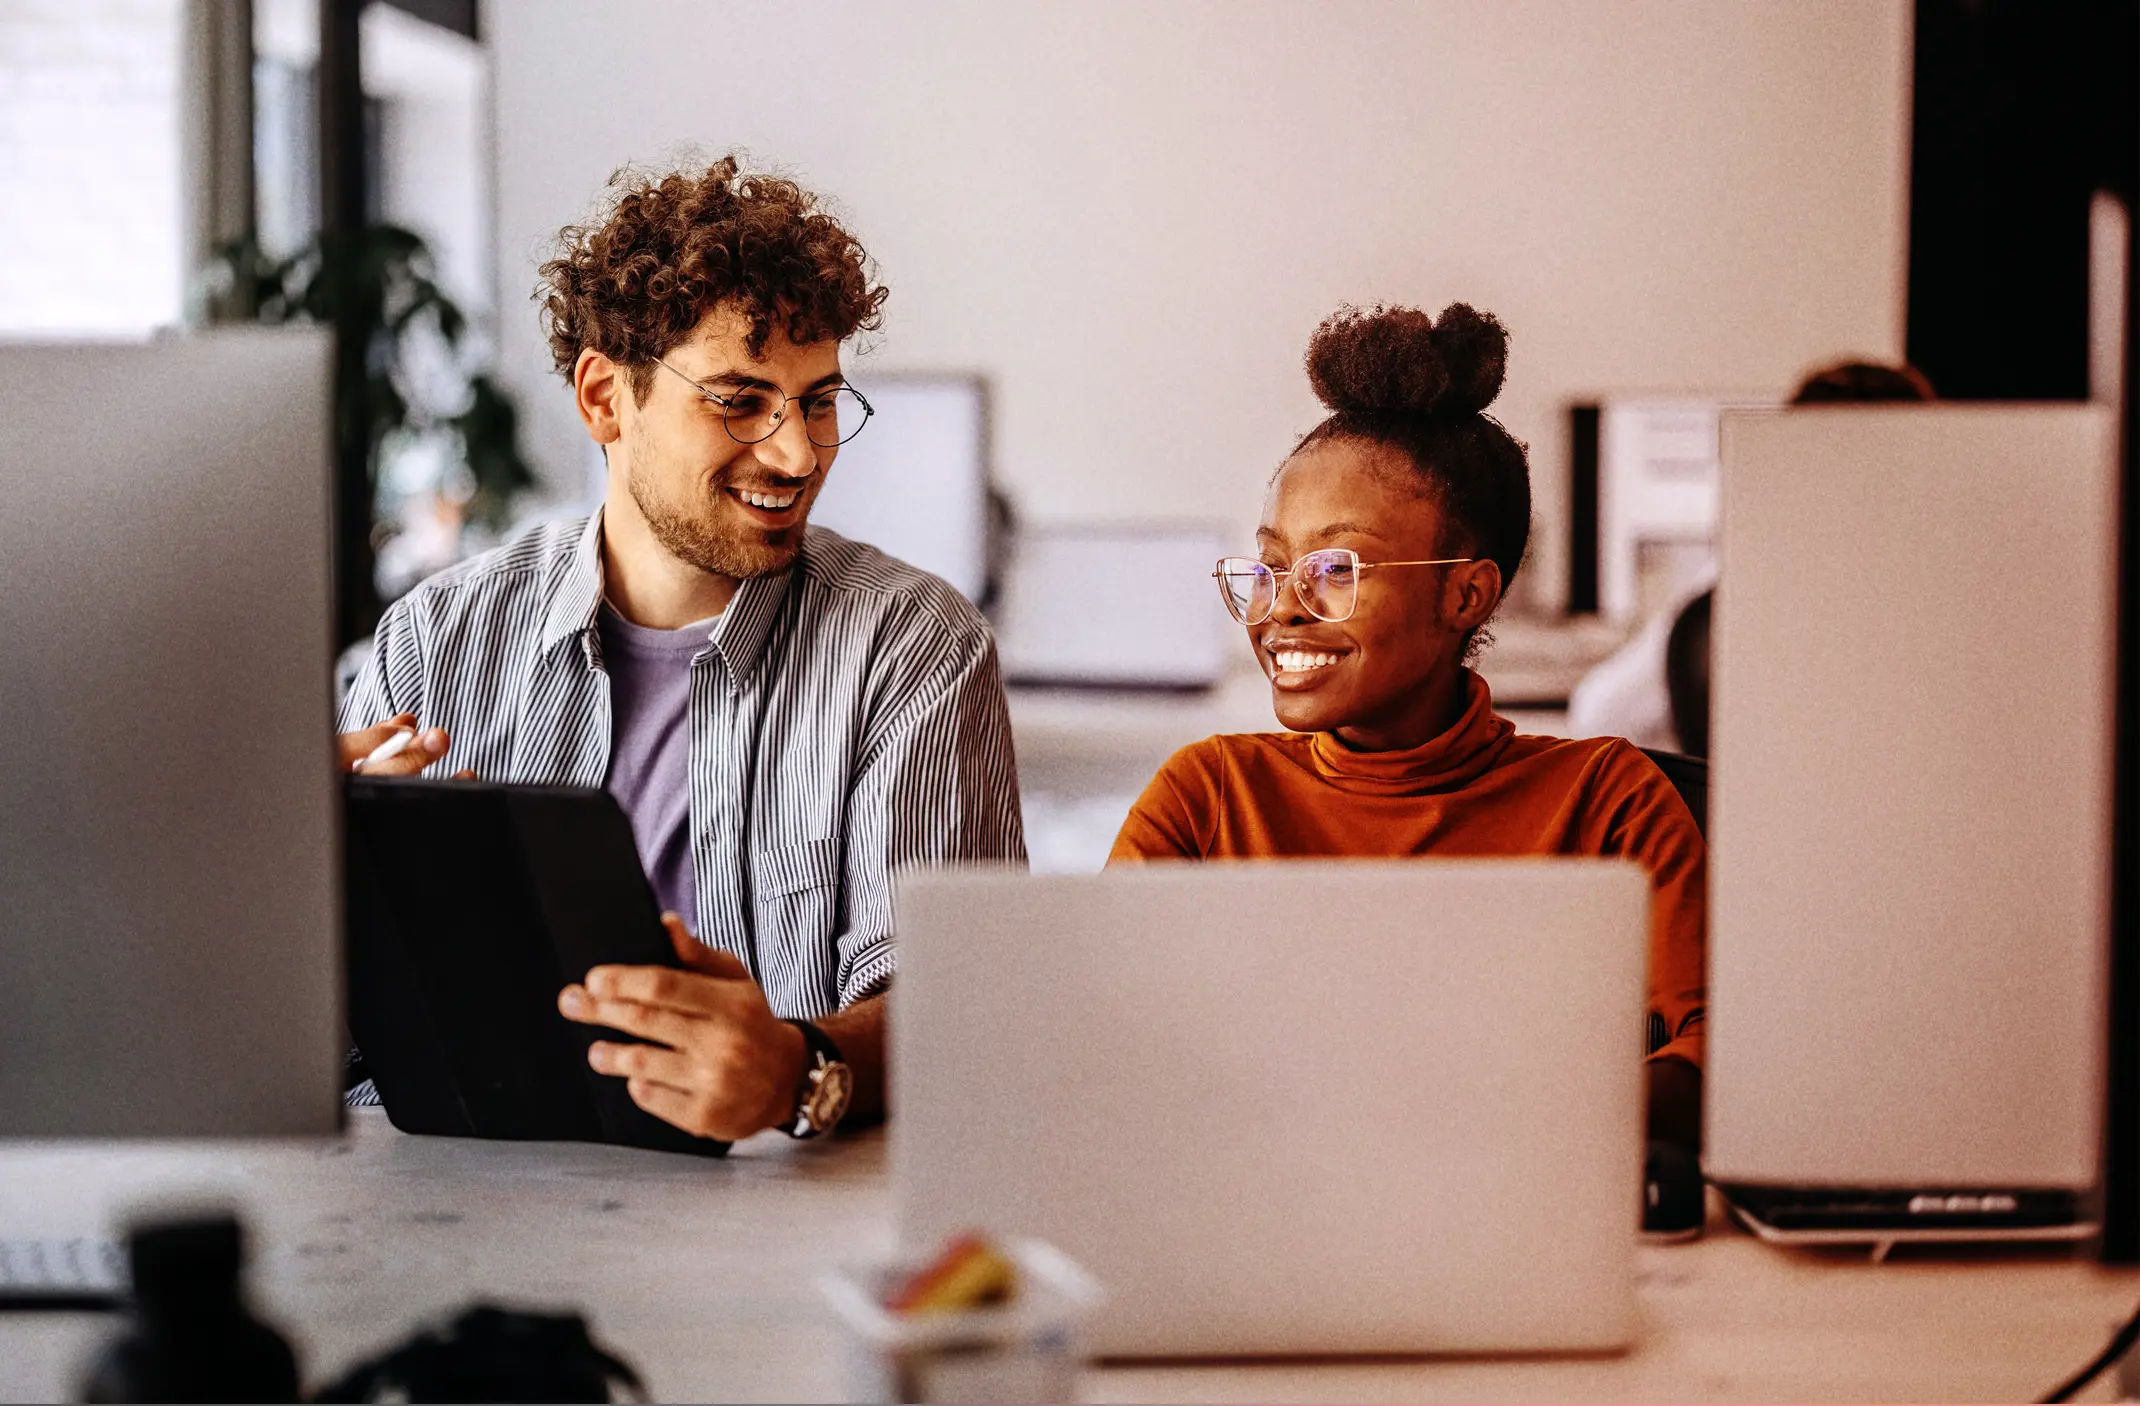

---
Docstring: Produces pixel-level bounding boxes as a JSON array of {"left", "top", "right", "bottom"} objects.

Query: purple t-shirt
[{"left": 598, "top": 604, "right": 718, "bottom": 925}]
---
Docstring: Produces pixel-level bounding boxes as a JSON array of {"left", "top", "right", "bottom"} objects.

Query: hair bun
[{"left": 1304, "top": 302, "right": 1508, "bottom": 419}]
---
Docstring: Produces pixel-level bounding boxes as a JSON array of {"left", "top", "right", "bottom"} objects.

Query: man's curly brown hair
[{"left": 538, "top": 155, "right": 888, "bottom": 401}]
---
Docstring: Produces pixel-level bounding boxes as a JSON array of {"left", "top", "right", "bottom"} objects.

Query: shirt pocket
[
  {"left": 751, "top": 837, "right": 845, "bottom": 1018},
  {"left": 757, "top": 837, "right": 842, "bottom": 899}
]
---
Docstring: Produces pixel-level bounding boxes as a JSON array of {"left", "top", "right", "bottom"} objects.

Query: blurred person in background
[
  {"left": 1567, "top": 360, "right": 1936, "bottom": 756},
  {"left": 336, "top": 157, "right": 1024, "bottom": 1143},
  {"left": 1109, "top": 304, "right": 1707, "bottom": 1153}
]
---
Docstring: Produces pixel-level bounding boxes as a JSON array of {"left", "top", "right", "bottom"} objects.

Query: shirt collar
[
  {"left": 539, "top": 511, "right": 608, "bottom": 656},
  {"left": 709, "top": 564, "right": 795, "bottom": 684},
  {"left": 539, "top": 508, "right": 798, "bottom": 684},
  {"left": 1305, "top": 668, "right": 1515, "bottom": 794}
]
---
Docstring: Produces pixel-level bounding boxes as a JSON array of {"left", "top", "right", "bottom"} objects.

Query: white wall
[
  {"left": 486, "top": 1, "right": 1910, "bottom": 608},
  {"left": 363, "top": 4, "right": 493, "bottom": 320}
]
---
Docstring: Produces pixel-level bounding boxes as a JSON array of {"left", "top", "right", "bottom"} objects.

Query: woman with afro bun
[{"left": 1109, "top": 303, "right": 1707, "bottom": 1154}]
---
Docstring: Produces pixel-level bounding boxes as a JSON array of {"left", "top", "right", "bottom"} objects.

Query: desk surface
[{"left": 2, "top": 1111, "right": 2135, "bottom": 1403}]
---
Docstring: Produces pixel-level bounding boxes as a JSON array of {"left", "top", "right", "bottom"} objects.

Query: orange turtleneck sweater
[{"left": 1108, "top": 671, "right": 1706, "bottom": 1067}]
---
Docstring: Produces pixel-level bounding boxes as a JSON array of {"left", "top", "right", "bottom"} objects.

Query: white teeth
[
  {"left": 1273, "top": 650, "right": 1342, "bottom": 673},
  {"left": 740, "top": 489, "right": 798, "bottom": 510}
]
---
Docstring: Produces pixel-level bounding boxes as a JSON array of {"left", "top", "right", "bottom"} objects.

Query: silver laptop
[
  {"left": 0, "top": 330, "right": 342, "bottom": 1136},
  {"left": 891, "top": 859, "right": 1648, "bottom": 1357},
  {"left": 1706, "top": 404, "right": 2117, "bottom": 1246}
]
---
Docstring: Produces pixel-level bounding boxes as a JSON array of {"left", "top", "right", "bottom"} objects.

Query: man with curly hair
[{"left": 336, "top": 157, "right": 1023, "bottom": 1143}]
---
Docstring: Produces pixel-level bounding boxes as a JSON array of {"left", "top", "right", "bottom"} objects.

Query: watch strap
[
  {"left": 784, "top": 1020, "right": 846, "bottom": 1139},
  {"left": 789, "top": 1018, "right": 843, "bottom": 1072}
]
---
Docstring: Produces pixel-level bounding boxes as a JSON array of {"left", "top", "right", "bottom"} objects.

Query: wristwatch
[{"left": 783, "top": 1020, "right": 852, "bottom": 1139}]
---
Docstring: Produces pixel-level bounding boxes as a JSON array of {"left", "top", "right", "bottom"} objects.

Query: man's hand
[
  {"left": 558, "top": 913, "right": 810, "bottom": 1142},
  {"left": 338, "top": 712, "right": 471, "bottom": 778}
]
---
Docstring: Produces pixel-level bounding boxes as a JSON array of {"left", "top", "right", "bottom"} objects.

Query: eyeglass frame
[
  {"left": 652, "top": 357, "right": 875, "bottom": 448},
  {"left": 1211, "top": 547, "right": 1478, "bottom": 625}
]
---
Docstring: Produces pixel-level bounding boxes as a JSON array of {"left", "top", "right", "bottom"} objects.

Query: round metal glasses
[
  {"left": 655, "top": 358, "right": 874, "bottom": 448},
  {"left": 1212, "top": 548, "right": 1477, "bottom": 625}
]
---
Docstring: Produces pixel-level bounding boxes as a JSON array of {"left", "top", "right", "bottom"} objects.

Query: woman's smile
[{"left": 1261, "top": 632, "right": 1356, "bottom": 688}]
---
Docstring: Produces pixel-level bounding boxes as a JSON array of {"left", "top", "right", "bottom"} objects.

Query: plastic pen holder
[{"left": 819, "top": 1238, "right": 1101, "bottom": 1405}]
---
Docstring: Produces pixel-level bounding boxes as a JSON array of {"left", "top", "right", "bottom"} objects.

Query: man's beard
[{"left": 627, "top": 457, "right": 807, "bottom": 580}]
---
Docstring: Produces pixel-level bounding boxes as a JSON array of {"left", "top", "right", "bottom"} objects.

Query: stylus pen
[{"left": 353, "top": 729, "right": 420, "bottom": 774}]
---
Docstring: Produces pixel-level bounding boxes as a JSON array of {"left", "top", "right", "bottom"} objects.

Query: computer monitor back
[
  {"left": 892, "top": 859, "right": 1647, "bottom": 1356},
  {"left": 0, "top": 330, "right": 342, "bottom": 1136},
  {"left": 1707, "top": 405, "right": 2118, "bottom": 1190}
]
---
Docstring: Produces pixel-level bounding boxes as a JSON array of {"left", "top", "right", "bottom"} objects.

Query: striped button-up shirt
[{"left": 339, "top": 512, "right": 1025, "bottom": 1018}]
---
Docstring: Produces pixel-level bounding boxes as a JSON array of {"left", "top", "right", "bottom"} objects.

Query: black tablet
[{"left": 344, "top": 776, "right": 728, "bottom": 1158}]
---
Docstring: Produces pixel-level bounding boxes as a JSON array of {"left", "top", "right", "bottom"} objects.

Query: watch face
[{"left": 807, "top": 1061, "right": 854, "bottom": 1131}]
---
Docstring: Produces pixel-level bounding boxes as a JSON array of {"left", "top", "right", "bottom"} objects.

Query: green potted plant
[{"left": 200, "top": 224, "right": 534, "bottom": 643}]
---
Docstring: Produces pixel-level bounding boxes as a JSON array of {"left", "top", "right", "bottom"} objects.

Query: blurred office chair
[
  {"left": 1663, "top": 589, "right": 1713, "bottom": 759},
  {"left": 1639, "top": 748, "right": 1707, "bottom": 839}
]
